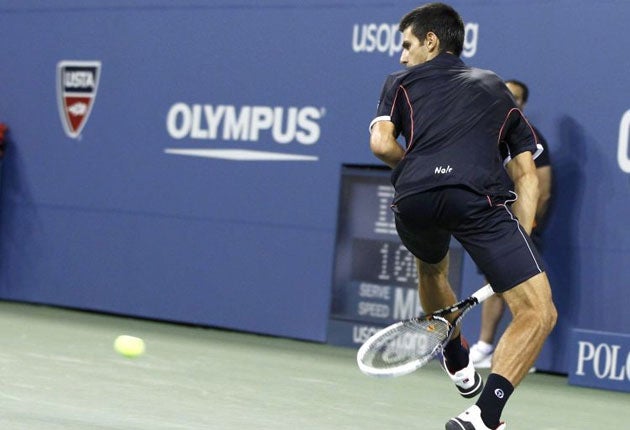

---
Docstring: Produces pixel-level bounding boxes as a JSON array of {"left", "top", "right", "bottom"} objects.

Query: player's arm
[
  {"left": 370, "top": 121, "right": 405, "bottom": 168},
  {"left": 505, "top": 151, "right": 539, "bottom": 234},
  {"left": 535, "top": 165, "right": 552, "bottom": 225}
]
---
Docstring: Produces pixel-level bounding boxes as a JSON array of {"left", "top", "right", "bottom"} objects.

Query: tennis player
[{"left": 368, "top": 3, "right": 557, "bottom": 429}]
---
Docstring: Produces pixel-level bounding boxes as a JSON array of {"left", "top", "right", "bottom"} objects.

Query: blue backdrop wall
[{"left": 0, "top": 0, "right": 628, "bottom": 374}]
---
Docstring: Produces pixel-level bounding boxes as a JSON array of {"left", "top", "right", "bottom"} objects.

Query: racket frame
[{"left": 356, "top": 284, "right": 494, "bottom": 377}]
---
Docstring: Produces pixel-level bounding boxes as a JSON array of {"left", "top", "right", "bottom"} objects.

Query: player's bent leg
[
  {"left": 416, "top": 253, "right": 457, "bottom": 315},
  {"left": 491, "top": 272, "right": 557, "bottom": 386},
  {"left": 416, "top": 253, "right": 484, "bottom": 398},
  {"left": 478, "top": 294, "right": 505, "bottom": 345},
  {"left": 470, "top": 294, "right": 506, "bottom": 368},
  {"left": 446, "top": 273, "right": 556, "bottom": 430}
]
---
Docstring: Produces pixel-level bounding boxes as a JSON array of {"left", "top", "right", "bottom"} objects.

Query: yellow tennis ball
[{"left": 114, "top": 335, "right": 145, "bottom": 358}]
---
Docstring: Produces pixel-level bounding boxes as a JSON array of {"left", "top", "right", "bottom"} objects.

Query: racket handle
[{"left": 472, "top": 284, "right": 495, "bottom": 304}]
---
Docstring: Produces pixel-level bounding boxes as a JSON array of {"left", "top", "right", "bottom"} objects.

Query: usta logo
[
  {"left": 64, "top": 71, "right": 96, "bottom": 89},
  {"left": 166, "top": 103, "right": 324, "bottom": 145},
  {"left": 352, "top": 21, "right": 479, "bottom": 58}
]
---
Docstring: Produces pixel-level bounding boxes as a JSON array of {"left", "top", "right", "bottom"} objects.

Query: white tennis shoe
[
  {"left": 445, "top": 405, "right": 506, "bottom": 430},
  {"left": 443, "top": 358, "right": 484, "bottom": 398},
  {"left": 469, "top": 341, "right": 494, "bottom": 369}
]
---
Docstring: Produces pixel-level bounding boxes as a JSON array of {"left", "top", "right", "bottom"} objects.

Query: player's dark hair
[
  {"left": 505, "top": 79, "right": 530, "bottom": 104},
  {"left": 399, "top": 3, "right": 464, "bottom": 57}
]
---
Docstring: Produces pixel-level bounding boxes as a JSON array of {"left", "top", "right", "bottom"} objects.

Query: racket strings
[{"left": 360, "top": 318, "right": 451, "bottom": 371}]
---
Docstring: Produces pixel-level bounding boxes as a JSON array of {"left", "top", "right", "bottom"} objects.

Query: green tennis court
[{"left": 1, "top": 301, "right": 627, "bottom": 430}]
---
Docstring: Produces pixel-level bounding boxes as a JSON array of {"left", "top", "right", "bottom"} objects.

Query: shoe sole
[{"left": 445, "top": 418, "right": 475, "bottom": 430}]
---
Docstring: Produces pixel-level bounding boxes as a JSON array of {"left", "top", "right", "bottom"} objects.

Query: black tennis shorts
[{"left": 392, "top": 186, "right": 544, "bottom": 293}]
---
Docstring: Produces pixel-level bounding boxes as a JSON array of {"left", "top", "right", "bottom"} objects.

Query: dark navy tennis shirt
[{"left": 371, "top": 52, "right": 542, "bottom": 202}]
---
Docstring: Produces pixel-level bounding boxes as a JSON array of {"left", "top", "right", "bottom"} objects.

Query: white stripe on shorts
[{"left": 500, "top": 191, "right": 543, "bottom": 273}]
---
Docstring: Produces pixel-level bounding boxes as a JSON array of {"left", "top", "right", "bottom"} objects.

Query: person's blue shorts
[{"left": 392, "top": 186, "right": 544, "bottom": 293}]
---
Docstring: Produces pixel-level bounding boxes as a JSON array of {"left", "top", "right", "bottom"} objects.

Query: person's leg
[
  {"left": 490, "top": 272, "right": 556, "bottom": 384},
  {"left": 393, "top": 189, "right": 483, "bottom": 398},
  {"left": 416, "top": 253, "right": 483, "bottom": 398},
  {"left": 478, "top": 294, "right": 505, "bottom": 345},
  {"left": 474, "top": 273, "right": 556, "bottom": 430},
  {"left": 470, "top": 294, "right": 506, "bottom": 366},
  {"left": 394, "top": 192, "right": 459, "bottom": 319},
  {"left": 416, "top": 253, "right": 457, "bottom": 315},
  {"left": 447, "top": 190, "right": 556, "bottom": 429},
  {"left": 416, "top": 253, "right": 464, "bottom": 361},
  {"left": 447, "top": 273, "right": 556, "bottom": 430}
]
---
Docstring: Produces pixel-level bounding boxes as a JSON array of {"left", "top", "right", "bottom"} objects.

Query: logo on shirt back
[{"left": 435, "top": 165, "right": 453, "bottom": 174}]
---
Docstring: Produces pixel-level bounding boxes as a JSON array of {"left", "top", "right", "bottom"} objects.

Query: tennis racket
[{"left": 357, "top": 283, "right": 494, "bottom": 377}]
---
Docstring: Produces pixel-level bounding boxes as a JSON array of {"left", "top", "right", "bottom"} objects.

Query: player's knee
[
  {"left": 417, "top": 255, "right": 449, "bottom": 278},
  {"left": 517, "top": 302, "right": 556, "bottom": 337},
  {"left": 544, "top": 301, "right": 558, "bottom": 334},
  {"left": 508, "top": 274, "right": 557, "bottom": 335},
  {"left": 533, "top": 291, "right": 557, "bottom": 335}
]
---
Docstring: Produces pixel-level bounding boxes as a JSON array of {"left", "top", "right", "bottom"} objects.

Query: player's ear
[{"left": 425, "top": 32, "right": 439, "bottom": 52}]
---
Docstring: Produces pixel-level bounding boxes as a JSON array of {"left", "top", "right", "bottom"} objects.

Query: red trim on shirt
[{"left": 399, "top": 85, "right": 415, "bottom": 154}]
